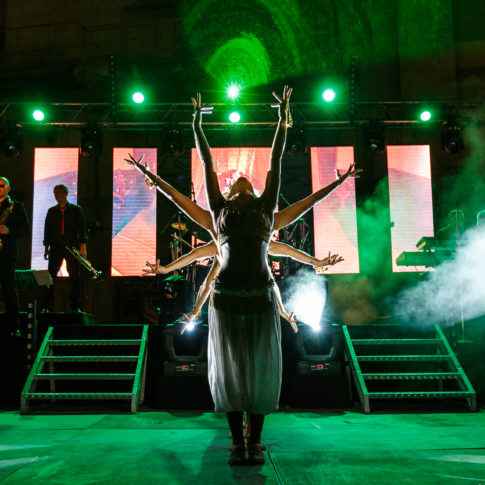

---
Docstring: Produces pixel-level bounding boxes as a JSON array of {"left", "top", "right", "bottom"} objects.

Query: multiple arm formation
[{"left": 126, "top": 88, "right": 362, "bottom": 331}]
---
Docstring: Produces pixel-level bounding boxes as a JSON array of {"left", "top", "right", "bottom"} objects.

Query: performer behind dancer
[
  {"left": 0, "top": 177, "right": 30, "bottom": 336},
  {"left": 43, "top": 184, "right": 87, "bottom": 312}
]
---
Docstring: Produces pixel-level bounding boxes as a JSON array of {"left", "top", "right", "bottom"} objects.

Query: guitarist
[{"left": 0, "top": 177, "right": 30, "bottom": 337}]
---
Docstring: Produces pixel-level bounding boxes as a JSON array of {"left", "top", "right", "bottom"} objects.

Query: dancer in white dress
[{"left": 192, "top": 86, "right": 292, "bottom": 465}]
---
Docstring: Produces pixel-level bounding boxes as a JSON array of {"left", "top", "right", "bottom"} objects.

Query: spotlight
[
  {"left": 32, "top": 109, "right": 45, "bottom": 121},
  {"left": 229, "top": 111, "right": 241, "bottom": 123},
  {"left": 164, "top": 126, "right": 185, "bottom": 156},
  {"left": 226, "top": 83, "right": 241, "bottom": 101},
  {"left": 419, "top": 110, "right": 432, "bottom": 121},
  {"left": 295, "top": 322, "right": 342, "bottom": 375},
  {"left": 441, "top": 122, "right": 464, "bottom": 154},
  {"left": 322, "top": 89, "right": 336, "bottom": 102},
  {"left": 0, "top": 121, "right": 23, "bottom": 157},
  {"left": 163, "top": 320, "right": 208, "bottom": 376},
  {"left": 366, "top": 123, "right": 386, "bottom": 153},
  {"left": 132, "top": 91, "right": 145, "bottom": 104},
  {"left": 81, "top": 122, "right": 102, "bottom": 158}
]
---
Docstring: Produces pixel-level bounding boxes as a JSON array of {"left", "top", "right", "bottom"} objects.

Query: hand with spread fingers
[
  {"left": 280, "top": 310, "right": 298, "bottom": 334},
  {"left": 180, "top": 308, "right": 202, "bottom": 334},
  {"left": 271, "top": 85, "right": 293, "bottom": 125},
  {"left": 313, "top": 251, "right": 344, "bottom": 271},
  {"left": 336, "top": 162, "right": 363, "bottom": 182},
  {"left": 141, "top": 259, "right": 163, "bottom": 276},
  {"left": 124, "top": 153, "right": 147, "bottom": 172},
  {"left": 191, "top": 93, "right": 213, "bottom": 125}
]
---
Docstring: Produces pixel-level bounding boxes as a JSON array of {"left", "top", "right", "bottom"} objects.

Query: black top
[
  {"left": 0, "top": 196, "right": 31, "bottom": 263},
  {"left": 43, "top": 202, "right": 88, "bottom": 249}
]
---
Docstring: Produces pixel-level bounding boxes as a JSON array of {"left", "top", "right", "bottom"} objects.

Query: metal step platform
[
  {"left": 342, "top": 324, "right": 476, "bottom": 413},
  {"left": 21, "top": 325, "right": 148, "bottom": 413}
]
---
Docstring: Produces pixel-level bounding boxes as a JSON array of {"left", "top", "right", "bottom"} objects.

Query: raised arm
[
  {"left": 261, "top": 86, "right": 292, "bottom": 213},
  {"left": 142, "top": 241, "right": 218, "bottom": 276},
  {"left": 273, "top": 163, "right": 362, "bottom": 231},
  {"left": 268, "top": 240, "right": 343, "bottom": 269},
  {"left": 192, "top": 93, "right": 224, "bottom": 215},
  {"left": 125, "top": 153, "right": 214, "bottom": 235}
]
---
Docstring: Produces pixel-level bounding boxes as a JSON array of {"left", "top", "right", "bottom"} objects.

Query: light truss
[{"left": 0, "top": 100, "right": 484, "bottom": 130}]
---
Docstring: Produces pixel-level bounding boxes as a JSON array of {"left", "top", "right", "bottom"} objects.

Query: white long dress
[{"left": 207, "top": 198, "right": 282, "bottom": 415}]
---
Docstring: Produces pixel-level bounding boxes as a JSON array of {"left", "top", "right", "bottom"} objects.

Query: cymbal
[{"left": 171, "top": 222, "right": 187, "bottom": 231}]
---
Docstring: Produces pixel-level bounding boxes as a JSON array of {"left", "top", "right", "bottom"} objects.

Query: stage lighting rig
[
  {"left": 366, "top": 122, "right": 386, "bottom": 154},
  {"left": 164, "top": 126, "right": 185, "bottom": 156},
  {"left": 295, "top": 322, "right": 342, "bottom": 376},
  {"left": 81, "top": 122, "right": 102, "bottom": 158},
  {"left": 163, "top": 319, "right": 208, "bottom": 376},
  {"left": 441, "top": 122, "right": 464, "bottom": 154},
  {"left": 286, "top": 125, "right": 307, "bottom": 154},
  {"left": 0, "top": 121, "right": 23, "bottom": 157}
]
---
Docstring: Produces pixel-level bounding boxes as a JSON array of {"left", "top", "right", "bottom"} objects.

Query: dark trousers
[
  {"left": 44, "top": 246, "right": 81, "bottom": 311},
  {"left": 0, "top": 260, "right": 20, "bottom": 333}
]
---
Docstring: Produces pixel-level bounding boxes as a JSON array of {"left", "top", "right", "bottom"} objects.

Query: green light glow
[
  {"left": 207, "top": 34, "right": 271, "bottom": 88},
  {"left": 229, "top": 111, "right": 241, "bottom": 123},
  {"left": 322, "top": 89, "right": 336, "bottom": 102},
  {"left": 32, "top": 110, "right": 45, "bottom": 121},
  {"left": 226, "top": 83, "right": 241, "bottom": 100},
  {"left": 420, "top": 110, "right": 432, "bottom": 121},
  {"left": 132, "top": 92, "right": 145, "bottom": 104},
  {"left": 181, "top": 1, "right": 308, "bottom": 87}
]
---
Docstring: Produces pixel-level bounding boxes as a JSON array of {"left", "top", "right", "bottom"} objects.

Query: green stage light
[
  {"left": 132, "top": 92, "right": 145, "bottom": 104},
  {"left": 229, "top": 111, "right": 241, "bottom": 123},
  {"left": 322, "top": 89, "right": 336, "bottom": 102},
  {"left": 32, "top": 109, "right": 45, "bottom": 121},
  {"left": 226, "top": 83, "right": 241, "bottom": 100},
  {"left": 420, "top": 110, "right": 432, "bottom": 121}
]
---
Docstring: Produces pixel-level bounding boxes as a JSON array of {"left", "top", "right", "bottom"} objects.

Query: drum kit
[{"left": 166, "top": 213, "right": 210, "bottom": 302}]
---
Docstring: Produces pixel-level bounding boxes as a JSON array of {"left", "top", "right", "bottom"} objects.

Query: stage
[{"left": 0, "top": 408, "right": 484, "bottom": 484}]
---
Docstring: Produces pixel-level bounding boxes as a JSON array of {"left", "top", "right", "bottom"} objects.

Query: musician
[
  {"left": 437, "top": 209, "right": 465, "bottom": 247},
  {"left": 0, "top": 177, "right": 30, "bottom": 336},
  {"left": 43, "top": 184, "right": 87, "bottom": 312}
]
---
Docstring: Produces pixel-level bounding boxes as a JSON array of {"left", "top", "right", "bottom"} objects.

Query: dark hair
[{"left": 54, "top": 184, "right": 69, "bottom": 194}]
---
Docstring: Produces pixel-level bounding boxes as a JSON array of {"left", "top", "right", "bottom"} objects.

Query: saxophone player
[{"left": 0, "top": 177, "right": 30, "bottom": 337}]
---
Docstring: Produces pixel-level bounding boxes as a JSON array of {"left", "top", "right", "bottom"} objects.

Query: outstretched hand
[
  {"left": 336, "top": 162, "right": 363, "bottom": 182},
  {"left": 141, "top": 259, "right": 161, "bottom": 277},
  {"left": 314, "top": 251, "right": 344, "bottom": 271},
  {"left": 271, "top": 85, "right": 293, "bottom": 125},
  {"left": 124, "top": 153, "right": 147, "bottom": 172},
  {"left": 281, "top": 310, "right": 298, "bottom": 333},
  {"left": 191, "top": 93, "right": 213, "bottom": 125},
  {"left": 180, "top": 308, "right": 201, "bottom": 334}
]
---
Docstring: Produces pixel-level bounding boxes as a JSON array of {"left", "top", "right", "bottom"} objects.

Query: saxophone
[{"left": 0, "top": 196, "right": 14, "bottom": 252}]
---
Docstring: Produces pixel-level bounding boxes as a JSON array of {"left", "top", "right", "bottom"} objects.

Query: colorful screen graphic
[
  {"left": 191, "top": 147, "right": 272, "bottom": 210},
  {"left": 310, "top": 147, "right": 359, "bottom": 274},
  {"left": 387, "top": 145, "right": 434, "bottom": 272},
  {"left": 112, "top": 148, "right": 157, "bottom": 276},
  {"left": 32, "top": 148, "right": 79, "bottom": 274}
]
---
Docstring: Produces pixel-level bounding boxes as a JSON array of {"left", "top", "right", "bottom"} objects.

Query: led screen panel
[
  {"left": 191, "top": 147, "right": 272, "bottom": 210},
  {"left": 112, "top": 148, "right": 157, "bottom": 276},
  {"left": 310, "top": 147, "right": 359, "bottom": 274},
  {"left": 387, "top": 145, "right": 434, "bottom": 272},
  {"left": 32, "top": 148, "right": 79, "bottom": 274}
]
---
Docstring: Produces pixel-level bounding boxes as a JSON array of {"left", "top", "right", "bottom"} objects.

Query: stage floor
[{"left": 0, "top": 408, "right": 484, "bottom": 484}]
